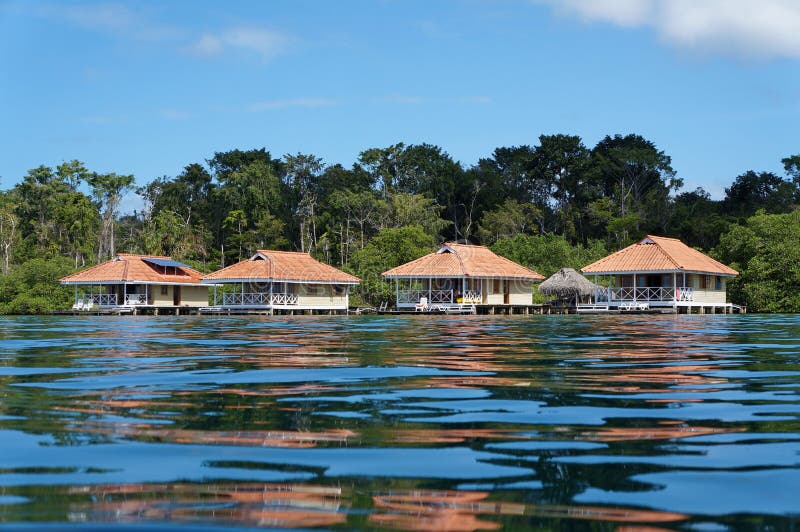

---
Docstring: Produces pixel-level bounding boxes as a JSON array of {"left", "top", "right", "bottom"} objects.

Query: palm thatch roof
[{"left": 538, "top": 268, "right": 598, "bottom": 298}]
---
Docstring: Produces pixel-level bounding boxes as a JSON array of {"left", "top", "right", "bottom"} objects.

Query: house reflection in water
[{"left": 62, "top": 483, "right": 688, "bottom": 530}]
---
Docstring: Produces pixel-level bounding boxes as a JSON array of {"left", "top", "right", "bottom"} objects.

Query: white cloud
[
  {"left": 80, "top": 115, "right": 114, "bottom": 125},
  {"left": 548, "top": 0, "right": 655, "bottom": 27},
  {"left": 376, "top": 95, "right": 493, "bottom": 105},
  {"left": 31, "top": 2, "right": 179, "bottom": 42},
  {"left": 536, "top": 0, "right": 800, "bottom": 59},
  {"left": 247, "top": 98, "right": 339, "bottom": 111},
  {"left": 26, "top": 3, "right": 292, "bottom": 62},
  {"left": 159, "top": 109, "right": 191, "bottom": 120},
  {"left": 186, "top": 27, "right": 291, "bottom": 62},
  {"left": 189, "top": 34, "right": 224, "bottom": 57}
]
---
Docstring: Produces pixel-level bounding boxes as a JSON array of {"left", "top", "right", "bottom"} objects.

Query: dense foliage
[
  {"left": 1, "top": 134, "right": 798, "bottom": 313},
  {"left": 713, "top": 211, "right": 800, "bottom": 313}
]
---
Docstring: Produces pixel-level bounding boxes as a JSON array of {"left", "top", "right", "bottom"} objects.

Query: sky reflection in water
[{"left": 0, "top": 314, "right": 798, "bottom": 530}]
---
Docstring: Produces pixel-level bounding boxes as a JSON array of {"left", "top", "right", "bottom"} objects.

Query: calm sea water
[{"left": 0, "top": 314, "right": 798, "bottom": 530}]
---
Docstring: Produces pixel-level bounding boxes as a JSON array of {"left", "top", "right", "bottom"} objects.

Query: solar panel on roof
[{"left": 143, "top": 257, "right": 191, "bottom": 269}]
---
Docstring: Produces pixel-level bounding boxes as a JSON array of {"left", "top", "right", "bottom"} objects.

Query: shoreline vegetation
[{"left": 1, "top": 134, "right": 798, "bottom": 314}]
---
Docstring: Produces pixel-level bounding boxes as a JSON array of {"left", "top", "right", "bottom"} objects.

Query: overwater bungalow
[
  {"left": 382, "top": 243, "right": 544, "bottom": 312},
  {"left": 200, "top": 250, "right": 359, "bottom": 314},
  {"left": 580, "top": 235, "right": 740, "bottom": 313},
  {"left": 59, "top": 254, "right": 210, "bottom": 313}
]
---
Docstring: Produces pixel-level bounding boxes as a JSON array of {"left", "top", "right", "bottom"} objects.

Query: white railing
[
  {"left": 124, "top": 294, "right": 147, "bottom": 306},
  {"left": 398, "top": 290, "right": 424, "bottom": 304},
  {"left": 270, "top": 293, "right": 299, "bottom": 306},
  {"left": 87, "top": 294, "right": 118, "bottom": 307},
  {"left": 429, "top": 290, "right": 453, "bottom": 304},
  {"left": 398, "top": 289, "right": 481, "bottom": 306},
  {"left": 462, "top": 290, "right": 482, "bottom": 304},
  {"left": 220, "top": 292, "right": 299, "bottom": 307},
  {"left": 596, "top": 287, "right": 694, "bottom": 303},
  {"left": 676, "top": 287, "right": 694, "bottom": 301}
]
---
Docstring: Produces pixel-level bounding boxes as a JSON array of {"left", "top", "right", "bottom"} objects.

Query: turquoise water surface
[{"left": 0, "top": 314, "right": 798, "bottom": 530}]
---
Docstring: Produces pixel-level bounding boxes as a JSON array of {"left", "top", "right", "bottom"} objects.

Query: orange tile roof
[
  {"left": 59, "top": 254, "right": 205, "bottom": 285},
  {"left": 201, "top": 250, "right": 360, "bottom": 284},
  {"left": 581, "top": 236, "right": 738, "bottom": 275},
  {"left": 382, "top": 243, "right": 544, "bottom": 280}
]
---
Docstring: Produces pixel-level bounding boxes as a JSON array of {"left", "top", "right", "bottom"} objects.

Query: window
[
  {"left": 161, "top": 285, "right": 168, "bottom": 295},
  {"left": 716, "top": 276, "right": 722, "bottom": 290},
  {"left": 304, "top": 284, "right": 320, "bottom": 295}
]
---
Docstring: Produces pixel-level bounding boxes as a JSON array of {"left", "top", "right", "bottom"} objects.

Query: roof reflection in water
[
  {"left": 61, "top": 483, "right": 689, "bottom": 530},
  {"left": 66, "top": 482, "right": 346, "bottom": 528},
  {"left": 369, "top": 490, "right": 687, "bottom": 531}
]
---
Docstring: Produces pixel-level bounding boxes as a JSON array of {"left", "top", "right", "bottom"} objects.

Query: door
[
  {"left": 173, "top": 285, "right": 181, "bottom": 306},
  {"left": 503, "top": 280, "right": 510, "bottom": 305}
]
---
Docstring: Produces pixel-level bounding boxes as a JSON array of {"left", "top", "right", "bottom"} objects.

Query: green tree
[
  {"left": 723, "top": 170, "right": 796, "bottom": 219},
  {"left": 13, "top": 165, "right": 71, "bottom": 254},
  {"left": 491, "top": 234, "right": 608, "bottom": 278},
  {"left": 668, "top": 188, "right": 730, "bottom": 249},
  {"left": 327, "top": 189, "right": 382, "bottom": 262},
  {"left": 0, "top": 256, "right": 74, "bottom": 314},
  {"left": 348, "top": 225, "right": 435, "bottom": 306},
  {"left": 781, "top": 154, "right": 800, "bottom": 187},
  {"left": 383, "top": 193, "right": 451, "bottom": 239},
  {"left": 87, "top": 172, "right": 135, "bottom": 261},
  {"left": 714, "top": 210, "right": 800, "bottom": 312},
  {"left": 284, "top": 153, "right": 324, "bottom": 252},
  {"left": 477, "top": 199, "right": 541, "bottom": 245},
  {"left": 531, "top": 134, "right": 591, "bottom": 240},
  {"left": 208, "top": 148, "right": 287, "bottom": 264},
  {"left": 221, "top": 209, "right": 252, "bottom": 264},
  {"left": 0, "top": 195, "right": 19, "bottom": 275},
  {"left": 54, "top": 192, "right": 99, "bottom": 268},
  {"left": 357, "top": 143, "right": 464, "bottom": 240},
  {"left": 589, "top": 134, "right": 681, "bottom": 244},
  {"left": 141, "top": 210, "right": 202, "bottom": 259}
]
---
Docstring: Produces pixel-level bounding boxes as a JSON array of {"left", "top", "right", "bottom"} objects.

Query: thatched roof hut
[{"left": 538, "top": 268, "right": 598, "bottom": 300}]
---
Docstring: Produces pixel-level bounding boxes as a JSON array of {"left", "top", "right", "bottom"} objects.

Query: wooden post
[{"left": 428, "top": 278, "right": 432, "bottom": 306}]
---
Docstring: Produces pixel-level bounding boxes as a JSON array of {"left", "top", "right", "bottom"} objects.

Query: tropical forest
[{"left": 1, "top": 133, "right": 798, "bottom": 314}]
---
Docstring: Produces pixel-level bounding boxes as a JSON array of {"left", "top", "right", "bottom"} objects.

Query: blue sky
[{"left": 1, "top": 0, "right": 799, "bottom": 211}]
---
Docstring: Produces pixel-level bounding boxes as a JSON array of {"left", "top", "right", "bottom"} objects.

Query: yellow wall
[
  {"left": 149, "top": 285, "right": 210, "bottom": 307},
  {"left": 293, "top": 284, "right": 349, "bottom": 309}
]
